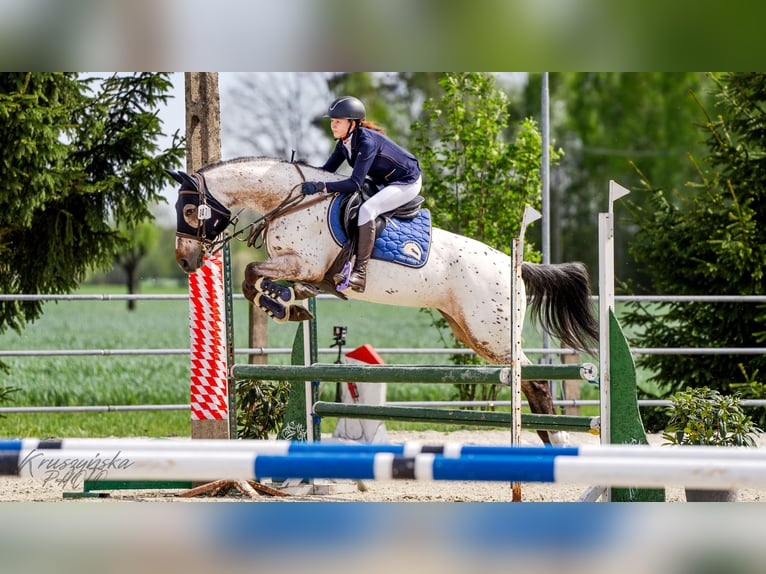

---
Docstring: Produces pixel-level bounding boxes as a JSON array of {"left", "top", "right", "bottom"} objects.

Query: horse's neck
[{"left": 204, "top": 158, "right": 336, "bottom": 213}]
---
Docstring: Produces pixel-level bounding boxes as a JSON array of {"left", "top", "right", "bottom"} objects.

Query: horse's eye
[{"left": 184, "top": 205, "right": 197, "bottom": 218}]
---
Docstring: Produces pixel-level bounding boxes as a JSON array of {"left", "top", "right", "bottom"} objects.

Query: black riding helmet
[{"left": 325, "top": 96, "right": 366, "bottom": 120}]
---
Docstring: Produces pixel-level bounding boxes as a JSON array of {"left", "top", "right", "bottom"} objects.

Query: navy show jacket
[{"left": 323, "top": 127, "right": 421, "bottom": 195}]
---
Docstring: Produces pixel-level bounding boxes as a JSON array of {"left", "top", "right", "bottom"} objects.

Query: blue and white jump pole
[{"left": 3, "top": 438, "right": 766, "bottom": 490}]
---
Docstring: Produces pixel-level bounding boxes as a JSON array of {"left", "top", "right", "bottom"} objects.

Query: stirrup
[{"left": 334, "top": 262, "right": 353, "bottom": 292}]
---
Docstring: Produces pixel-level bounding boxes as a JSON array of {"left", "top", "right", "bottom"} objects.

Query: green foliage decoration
[
  {"left": 235, "top": 379, "right": 290, "bottom": 439},
  {"left": 663, "top": 386, "right": 760, "bottom": 447},
  {"left": 729, "top": 364, "right": 766, "bottom": 429}
]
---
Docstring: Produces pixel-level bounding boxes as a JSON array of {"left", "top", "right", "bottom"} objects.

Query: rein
[
  {"left": 243, "top": 160, "right": 330, "bottom": 249},
  {"left": 244, "top": 189, "right": 326, "bottom": 249}
]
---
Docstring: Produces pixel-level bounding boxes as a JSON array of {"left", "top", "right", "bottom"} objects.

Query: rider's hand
[{"left": 301, "top": 181, "right": 325, "bottom": 195}]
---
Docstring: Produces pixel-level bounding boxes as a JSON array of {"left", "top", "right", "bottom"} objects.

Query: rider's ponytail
[{"left": 360, "top": 120, "right": 386, "bottom": 135}]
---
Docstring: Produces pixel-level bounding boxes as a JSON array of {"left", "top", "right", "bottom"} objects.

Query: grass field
[{"left": 0, "top": 284, "right": 603, "bottom": 438}]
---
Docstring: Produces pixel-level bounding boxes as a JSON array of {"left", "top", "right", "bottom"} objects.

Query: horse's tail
[{"left": 521, "top": 262, "right": 599, "bottom": 352}]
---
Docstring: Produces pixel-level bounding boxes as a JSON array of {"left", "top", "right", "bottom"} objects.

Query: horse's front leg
[{"left": 242, "top": 257, "right": 319, "bottom": 323}]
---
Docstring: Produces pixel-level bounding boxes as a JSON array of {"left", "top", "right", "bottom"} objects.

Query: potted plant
[{"left": 663, "top": 386, "right": 761, "bottom": 502}]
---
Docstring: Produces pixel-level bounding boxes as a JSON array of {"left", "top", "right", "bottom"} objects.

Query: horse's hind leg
[
  {"left": 439, "top": 309, "right": 567, "bottom": 445},
  {"left": 522, "top": 379, "right": 566, "bottom": 445}
]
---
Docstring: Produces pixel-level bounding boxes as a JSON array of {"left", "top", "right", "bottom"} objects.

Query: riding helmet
[{"left": 325, "top": 96, "right": 366, "bottom": 120}]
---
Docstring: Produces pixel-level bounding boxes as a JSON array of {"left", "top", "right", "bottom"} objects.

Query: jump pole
[
  {"left": 12, "top": 437, "right": 766, "bottom": 462},
  {"left": 5, "top": 439, "right": 766, "bottom": 490},
  {"left": 0, "top": 437, "right": 577, "bottom": 457},
  {"left": 231, "top": 363, "right": 598, "bottom": 384}
]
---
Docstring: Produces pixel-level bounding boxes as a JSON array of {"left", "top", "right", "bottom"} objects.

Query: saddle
[
  {"left": 322, "top": 181, "right": 430, "bottom": 298},
  {"left": 337, "top": 180, "right": 425, "bottom": 240}
]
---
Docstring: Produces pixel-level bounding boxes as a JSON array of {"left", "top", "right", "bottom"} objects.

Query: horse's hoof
[
  {"left": 287, "top": 305, "right": 314, "bottom": 322},
  {"left": 293, "top": 282, "right": 320, "bottom": 300},
  {"left": 254, "top": 277, "right": 295, "bottom": 306},
  {"left": 253, "top": 293, "right": 290, "bottom": 324}
]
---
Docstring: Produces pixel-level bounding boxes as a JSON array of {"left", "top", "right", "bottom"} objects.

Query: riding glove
[{"left": 301, "top": 181, "right": 325, "bottom": 195}]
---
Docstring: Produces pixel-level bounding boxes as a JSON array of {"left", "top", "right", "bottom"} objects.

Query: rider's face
[{"left": 330, "top": 118, "right": 353, "bottom": 140}]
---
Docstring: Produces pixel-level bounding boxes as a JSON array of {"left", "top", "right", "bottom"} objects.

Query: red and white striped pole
[{"left": 188, "top": 251, "right": 229, "bottom": 438}]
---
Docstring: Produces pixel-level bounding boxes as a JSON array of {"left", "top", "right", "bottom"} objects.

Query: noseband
[{"left": 175, "top": 172, "right": 232, "bottom": 254}]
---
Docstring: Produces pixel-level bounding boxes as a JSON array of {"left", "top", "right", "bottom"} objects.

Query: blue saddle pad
[{"left": 327, "top": 195, "right": 431, "bottom": 268}]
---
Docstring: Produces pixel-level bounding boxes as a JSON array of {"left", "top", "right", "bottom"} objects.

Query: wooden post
[
  {"left": 185, "top": 72, "right": 228, "bottom": 440},
  {"left": 249, "top": 306, "right": 269, "bottom": 365},
  {"left": 185, "top": 73, "right": 221, "bottom": 171}
]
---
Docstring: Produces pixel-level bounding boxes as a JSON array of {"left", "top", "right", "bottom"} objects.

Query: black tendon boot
[{"left": 347, "top": 220, "right": 376, "bottom": 292}]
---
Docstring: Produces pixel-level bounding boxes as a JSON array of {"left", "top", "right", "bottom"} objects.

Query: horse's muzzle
[
  {"left": 175, "top": 236, "right": 204, "bottom": 274},
  {"left": 176, "top": 254, "right": 200, "bottom": 274}
]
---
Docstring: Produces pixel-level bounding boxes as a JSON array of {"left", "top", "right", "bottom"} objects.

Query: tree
[
  {"left": 0, "top": 72, "right": 184, "bottom": 336},
  {"left": 410, "top": 72, "right": 558, "bottom": 402},
  {"left": 539, "top": 73, "right": 714, "bottom": 284},
  {"left": 413, "top": 73, "right": 557, "bottom": 257},
  {"left": 223, "top": 72, "right": 330, "bottom": 163},
  {"left": 622, "top": 73, "right": 766, "bottom": 423},
  {"left": 114, "top": 221, "right": 159, "bottom": 311}
]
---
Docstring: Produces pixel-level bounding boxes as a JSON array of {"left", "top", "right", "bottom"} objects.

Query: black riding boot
[{"left": 347, "top": 220, "right": 376, "bottom": 293}]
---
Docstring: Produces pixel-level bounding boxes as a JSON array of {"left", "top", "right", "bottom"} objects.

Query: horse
[{"left": 170, "top": 156, "right": 599, "bottom": 444}]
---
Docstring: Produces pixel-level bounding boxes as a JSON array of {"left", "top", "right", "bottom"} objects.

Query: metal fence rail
[
  {"left": 4, "top": 398, "right": 766, "bottom": 415},
  {"left": 1, "top": 293, "right": 763, "bottom": 356},
  {"left": 1, "top": 292, "right": 764, "bottom": 415},
  {"left": 2, "top": 346, "right": 764, "bottom": 357}
]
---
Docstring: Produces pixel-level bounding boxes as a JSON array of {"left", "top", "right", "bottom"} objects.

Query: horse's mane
[
  {"left": 198, "top": 156, "right": 344, "bottom": 187},
  {"left": 199, "top": 156, "right": 321, "bottom": 173}
]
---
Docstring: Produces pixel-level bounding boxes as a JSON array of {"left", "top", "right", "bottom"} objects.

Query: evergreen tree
[
  {"left": 0, "top": 72, "right": 183, "bottom": 335},
  {"left": 623, "top": 73, "right": 766, "bottom": 423}
]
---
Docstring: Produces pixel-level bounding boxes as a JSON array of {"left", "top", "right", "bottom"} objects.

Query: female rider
[{"left": 301, "top": 96, "right": 422, "bottom": 293}]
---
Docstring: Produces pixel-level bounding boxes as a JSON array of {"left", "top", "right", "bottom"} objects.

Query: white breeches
[{"left": 358, "top": 176, "right": 422, "bottom": 225}]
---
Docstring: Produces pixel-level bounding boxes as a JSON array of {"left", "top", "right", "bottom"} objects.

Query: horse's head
[{"left": 168, "top": 170, "right": 232, "bottom": 274}]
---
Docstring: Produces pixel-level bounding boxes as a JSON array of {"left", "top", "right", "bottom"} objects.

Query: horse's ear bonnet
[{"left": 167, "top": 170, "right": 199, "bottom": 191}]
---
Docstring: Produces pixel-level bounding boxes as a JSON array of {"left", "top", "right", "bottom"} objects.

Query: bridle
[
  {"left": 175, "top": 172, "right": 233, "bottom": 255},
  {"left": 174, "top": 163, "right": 329, "bottom": 256}
]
